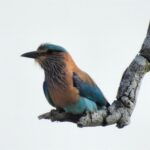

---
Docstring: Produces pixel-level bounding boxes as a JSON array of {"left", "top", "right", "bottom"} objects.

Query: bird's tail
[
  {"left": 106, "top": 101, "right": 110, "bottom": 107},
  {"left": 105, "top": 99, "right": 110, "bottom": 107}
]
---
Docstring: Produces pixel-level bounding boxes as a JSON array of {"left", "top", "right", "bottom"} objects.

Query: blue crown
[{"left": 38, "top": 43, "right": 66, "bottom": 52}]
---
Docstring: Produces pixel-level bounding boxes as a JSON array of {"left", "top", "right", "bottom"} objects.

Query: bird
[{"left": 21, "top": 43, "right": 110, "bottom": 115}]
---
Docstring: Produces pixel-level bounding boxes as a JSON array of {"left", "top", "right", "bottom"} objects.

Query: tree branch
[{"left": 38, "top": 23, "right": 150, "bottom": 128}]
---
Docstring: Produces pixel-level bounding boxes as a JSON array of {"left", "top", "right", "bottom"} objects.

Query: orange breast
[{"left": 48, "top": 52, "right": 80, "bottom": 107}]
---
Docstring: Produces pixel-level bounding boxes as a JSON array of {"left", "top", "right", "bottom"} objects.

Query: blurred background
[{"left": 0, "top": 0, "right": 150, "bottom": 149}]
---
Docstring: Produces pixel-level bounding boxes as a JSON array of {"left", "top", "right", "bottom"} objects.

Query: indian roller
[{"left": 21, "top": 43, "right": 110, "bottom": 114}]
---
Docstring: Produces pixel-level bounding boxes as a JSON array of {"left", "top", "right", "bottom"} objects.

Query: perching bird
[{"left": 21, "top": 43, "right": 110, "bottom": 114}]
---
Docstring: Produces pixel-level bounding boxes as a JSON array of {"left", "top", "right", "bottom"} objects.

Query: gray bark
[{"left": 38, "top": 23, "right": 150, "bottom": 128}]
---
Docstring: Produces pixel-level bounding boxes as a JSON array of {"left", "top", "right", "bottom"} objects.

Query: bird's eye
[{"left": 46, "top": 50, "right": 56, "bottom": 55}]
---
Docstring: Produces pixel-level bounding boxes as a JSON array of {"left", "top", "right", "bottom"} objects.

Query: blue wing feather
[
  {"left": 43, "top": 81, "right": 55, "bottom": 107},
  {"left": 73, "top": 73, "right": 110, "bottom": 107}
]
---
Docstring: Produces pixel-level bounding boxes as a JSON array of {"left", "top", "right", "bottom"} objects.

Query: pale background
[{"left": 0, "top": 0, "right": 150, "bottom": 150}]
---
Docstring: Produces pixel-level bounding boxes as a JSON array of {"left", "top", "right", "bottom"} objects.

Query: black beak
[{"left": 21, "top": 51, "right": 39, "bottom": 59}]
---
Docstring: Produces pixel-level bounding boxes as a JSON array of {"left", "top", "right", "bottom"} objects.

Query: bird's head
[{"left": 21, "top": 43, "right": 67, "bottom": 64}]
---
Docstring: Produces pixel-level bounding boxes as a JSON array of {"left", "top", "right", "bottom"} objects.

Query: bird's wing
[
  {"left": 43, "top": 81, "right": 55, "bottom": 107},
  {"left": 73, "top": 72, "right": 110, "bottom": 107}
]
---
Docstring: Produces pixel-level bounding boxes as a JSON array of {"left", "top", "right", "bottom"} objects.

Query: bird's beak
[{"left": 21, "top": 51, "right": 39, "bottom": 59}]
